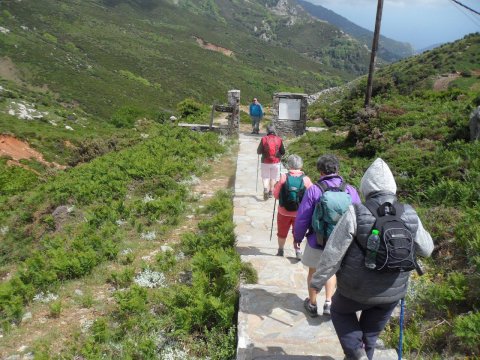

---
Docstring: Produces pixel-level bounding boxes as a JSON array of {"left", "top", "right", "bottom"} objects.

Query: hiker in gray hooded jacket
[{"left": 310, "top": 158, "right": 434, "bottom": 360}]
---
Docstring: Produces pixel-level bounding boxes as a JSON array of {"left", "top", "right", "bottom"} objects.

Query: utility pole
[{"left": 364, "top": 0, "right": 384, "bottom": 108}]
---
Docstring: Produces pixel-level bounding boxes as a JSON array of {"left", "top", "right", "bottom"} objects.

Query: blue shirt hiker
[{"left": 249, "top": 98, "right": 264, "bottom": 134}]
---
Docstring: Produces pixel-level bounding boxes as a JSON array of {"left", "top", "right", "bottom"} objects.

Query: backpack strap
[
  {"left": 316, "top": 179, "right": 347, "bottom": 193},
  {"left": 316, "top": 181, "right": 328, "bottom": 193},
  {"left": 365, "top": 200, "right": 406, "bottom": 231},
  {"left": 353, "top": 203, "right": 367, "bottom": 255}
]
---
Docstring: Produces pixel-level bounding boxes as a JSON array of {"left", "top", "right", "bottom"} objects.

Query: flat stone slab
[
  {"left": 241, "top": 255, "right": 307, "bottom": 290},
  {"left": 237, "top": 285, "right": 342, "bottom": 360}
]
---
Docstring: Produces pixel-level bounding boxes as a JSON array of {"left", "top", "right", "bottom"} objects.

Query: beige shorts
[
  {"left": 301, "top": 242, "right": 324, "bottom": 268},
  {"left": 261, "top": 163, "right": 280, "bottom": 181}
]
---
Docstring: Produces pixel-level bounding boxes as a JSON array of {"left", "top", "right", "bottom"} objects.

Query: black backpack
[
  {"left": 279, "top": 174, "right": 305, "bottom": 211},
  {"left": 360, "top": 201, "right": 418, "bottom": 273}
]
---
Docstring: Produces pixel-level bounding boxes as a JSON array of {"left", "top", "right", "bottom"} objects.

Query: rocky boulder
[{"left": 470, "top": 106, "right": 480, "bottom": 141}]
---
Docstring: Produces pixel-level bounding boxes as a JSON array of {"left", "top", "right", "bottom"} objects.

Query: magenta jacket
[{"left": 293, "top": 174, "right": 361, "bottom": 249}]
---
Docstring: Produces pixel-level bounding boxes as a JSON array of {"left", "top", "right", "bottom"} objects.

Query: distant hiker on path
[
  {"left": 293, "top": 154, "right": 360, "bottom": 318},
  {"left": 273, "top": 154, "right": 312, "bottom": 259},
  {"left": 310, "top": 158, "right": 434, "bottom": 360},
  {"left": 249, "top": 97, "right": 264, "bottom": 134},
  {"left": 257, "top": 125, "right": 285, "bottom": 200}
]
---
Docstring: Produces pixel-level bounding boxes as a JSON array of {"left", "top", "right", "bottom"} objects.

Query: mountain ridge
[
  {"left": 0, "top": 0, "right": 373, "bottom": 118},
  {"left": 297, "top": 0, "right": 414, "bottom": 61}
]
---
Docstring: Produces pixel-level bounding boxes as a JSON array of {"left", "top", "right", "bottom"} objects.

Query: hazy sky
[{"left": 307, "top": 0, "right": 480, "bottom": 50}]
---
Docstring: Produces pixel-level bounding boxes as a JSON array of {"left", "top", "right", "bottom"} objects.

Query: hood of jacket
[{"left": 359, "top": 158, "right": 397, "bottom": 198}]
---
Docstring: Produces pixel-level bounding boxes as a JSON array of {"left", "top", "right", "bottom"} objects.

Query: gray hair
[
  {"left": 266, "top": 124, "right": 276, "bottom": 135},
  {"left": 317, "top": 154, "right": 339, "bottom": 175},
  {"left": 287, "top": 154, "right": 303, "bottom": 170}
]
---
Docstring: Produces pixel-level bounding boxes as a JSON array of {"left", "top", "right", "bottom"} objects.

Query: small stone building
[{"left": 271, "top": 92, "right": 308, "bottom": 137}]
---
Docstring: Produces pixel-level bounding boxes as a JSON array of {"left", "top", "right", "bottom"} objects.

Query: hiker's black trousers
[{"left": 330, "top": 292, "right": 398, "bottom": 360}]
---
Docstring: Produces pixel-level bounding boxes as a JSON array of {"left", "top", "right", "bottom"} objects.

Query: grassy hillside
[
  {"left": 292, "top": 33, "right": 480, "bottom": 359},
  {"left": 0, "top": 0, "right": 360, "bottom": 120},
  {"left": 298, "top": 0, "right": 414, "bottom": 62},
  {"left": 309, "top": 33, "right": 480, "bottom": 124},
  {"left": 182, "top": 0, "right": 375, "bottom": 75}
]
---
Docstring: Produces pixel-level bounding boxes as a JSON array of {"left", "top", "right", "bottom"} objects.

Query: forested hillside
[{"left": 0, "top": 0, "right": 377, "bottom": 121}]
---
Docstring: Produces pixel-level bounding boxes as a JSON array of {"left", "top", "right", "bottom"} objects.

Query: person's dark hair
[
  {"left": 266, "top": 124, "right": 276, "bottom": 135},
  {"left": 317, "top": 154, "right": 339, "bottom": 175}
]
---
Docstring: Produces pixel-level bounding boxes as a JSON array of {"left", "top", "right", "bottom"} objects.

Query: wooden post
[
  {"left": 210, "top": 101, "right": 216, "bottom": 130},
  {"left": 364, "top": 0, "right": 384, "bottom": 108},
  {"left": 228, "top": 90, "right": 240, "bottom": 134}
]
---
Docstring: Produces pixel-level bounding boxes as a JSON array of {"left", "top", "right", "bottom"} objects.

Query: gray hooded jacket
[{"left": 310, "top": 158, "right": 434, "bottom": 305}]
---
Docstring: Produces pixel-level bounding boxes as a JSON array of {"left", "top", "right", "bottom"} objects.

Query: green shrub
[
  {"left": 108, "top": 267, "right": 135, "bottom": 289},
  {"left": 189, "top": 326, "right": 237, "bottom": 360},
  {"left": 114, "top": 285, "right": 148, "bottom": 317},
  {"left": 240, "top": 262, "right": 258, "bottom": 284},
  {"left": 119, "top": 250, "right": 135, "bottom": 265},
  {"left": 455, "top": 207, "right": 480, "bottom": 271},
  {"left": 453, "top": 311, "right": 480, "bottom": 353},
  {"left": 76, "top": 291, "right": 94, "bottom": 309},
  {"left": 119, "top": 70, "right": 151, "bottom": 86},
  {"left": 156, "top": 250, "right": 177, "bottom": 272},
  {"left": 154, "top": 110, "right": 173, "bottom": 124},
  {"left": 42, "top": 214, "right": 56, "bottom": 231},
  {"left": 176, "top": 98, "right": 209, "bottom": 121},
  {"left": 91, "top": 317, "right": 110, "bottom": 343},
  {"left": 49, "top": 300, "right": 62, "bottom": 318},
  {"left": 421, "top": 272, "right": 468, "bottom": 315},
  {"left": 2, "top": 9, "right": 13, "bottom": 18},
  {"left": 110, "top": 106, "right": 145, "bottom": 128},
  {"left": 0, "top": 277, "right": 32, "bottom": 329},
  {"left": 42, "top": 32, "right": 58, "bottom": 43}
]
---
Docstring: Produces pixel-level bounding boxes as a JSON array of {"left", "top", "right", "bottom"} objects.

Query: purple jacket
[{"left": 293, "top": 174, "right": 361, "bottom": 250}]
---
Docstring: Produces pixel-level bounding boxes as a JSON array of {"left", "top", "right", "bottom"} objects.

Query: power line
[
  {"left": 450, "top": 0, "right": 480, "bottom": 16},
  {"left": 449, "top": 0, "right": 480, "bottom": 28}
]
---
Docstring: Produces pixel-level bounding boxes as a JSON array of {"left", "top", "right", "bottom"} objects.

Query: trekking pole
[
  {"left": 256, "top": 155, "right": 260, "bottom": 193},
  {"left": 398, "top": 297, "right": 405, "bottom": 360},
  {"left": 269, "top": 199, "right": 277, "bottom": 241}
]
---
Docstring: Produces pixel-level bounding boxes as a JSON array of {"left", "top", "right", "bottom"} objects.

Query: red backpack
[{"left": 262, "top": 136, "right": 280, "bottom": 163}]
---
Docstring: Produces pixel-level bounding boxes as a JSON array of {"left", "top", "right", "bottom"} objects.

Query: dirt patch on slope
[
  {"left": 0, "top": 134, "right": 66, "bottom": 169},
  {"left": 433, "top": 73, "right": 460, "bottom": 91},
  {"left": 0, "top": 57, "right": 23, "bottom": 84},
  {"left": 194, "top": 36, "right": 234, "bottom": 57}
]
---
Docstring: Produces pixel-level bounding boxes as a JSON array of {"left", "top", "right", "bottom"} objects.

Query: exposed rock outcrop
[{"left": 470, "top": 106, "right": 480, "bottom": 141}]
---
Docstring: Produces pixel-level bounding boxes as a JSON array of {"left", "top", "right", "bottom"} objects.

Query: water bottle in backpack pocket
[
  {"left": 362, "top": 201, "right": 418, "bottom": 272},
  {"left": 365, "top": 229, "right": 381, "bottom": 269},
  {"left": 311, "top": 182, "right": 352, "bottom": 247}
]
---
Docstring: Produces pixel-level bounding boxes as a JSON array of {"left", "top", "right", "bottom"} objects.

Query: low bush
[
  {"left": 55, "top": 191, "right": 241, "bottom": 359},
  {"left": 0, "top": 124, "right": 225, "bottom": 328},
  {"left": 49, "top": 300, "right": 62, "bottom": 318},
  {"left": 176, "top": 98, "right": 210, "bottom": 123},
  {"left": 453, "top": 311, "right": 480, "bottom": 354},
  {"left": 110, "top": 106, "right": 146, "bottom": 128}
]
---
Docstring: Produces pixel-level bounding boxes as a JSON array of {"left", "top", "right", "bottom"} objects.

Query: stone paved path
[{"left": 234, "top": 132, "right": 398, "bottom": 360}]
